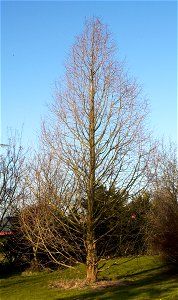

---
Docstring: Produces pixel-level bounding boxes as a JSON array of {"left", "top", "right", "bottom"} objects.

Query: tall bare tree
[{"left": 42, "top": 18, "right": 152, "bottom": 282}]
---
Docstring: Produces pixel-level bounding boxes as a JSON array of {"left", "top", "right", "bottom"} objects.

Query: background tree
[
  {"left": 126, "top": 191, "right": 151, "bottom": 256},
  {"left": 147, "top": 142, "right": 178, "bottom": 271},
  {"left": 1, "top": 213, "right": 33, "bottom": 269},
  {"left": 148, "top": 141, "right": 177, "bottom": 199},
  {"left": 19, "top": 151, "right": 85, "bottom": 269},
  {"left": 0, "top": 135, "right": 27, "bottom": 231},
  {"left": 42, "top": 17, "right": 152, "bottom": 282}
]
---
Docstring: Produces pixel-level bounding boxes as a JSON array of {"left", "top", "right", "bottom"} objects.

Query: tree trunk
[
  {"left": 86, "top": 237, "right": 97, "bottom": 282},
  {"left": 86, "top": 40, "right": 97, "bottom": 283},
  {"left": 32, "top": 246, "right": 39, "bottom": 270}
]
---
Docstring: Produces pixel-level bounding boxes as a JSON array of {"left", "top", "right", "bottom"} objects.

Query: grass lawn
[{"left": 1, "top": 256, "right": 178, "bottom": 300}]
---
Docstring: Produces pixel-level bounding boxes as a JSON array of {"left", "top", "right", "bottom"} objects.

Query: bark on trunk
[
  {"left": 86, "top": 239, "right": 97, "bottom": 282},
  {"left": 32, "top": 247, "right": 38, "bottom": 270},
  {"left": 86, "top": 31, "right": 97, "bottom": 283}
]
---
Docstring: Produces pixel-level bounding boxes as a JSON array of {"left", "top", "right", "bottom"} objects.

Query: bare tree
[
  {"left": 0, "top": 135, "right": 27, "bottom": 231},
  {"left": 147, "top": 142, "right": 178, "bottom": 269},
  {"left": 152, "top": 141, "right": 177, "bottom": 202},
  {"left": 19, "top": 151, "right": 85, "bottom": 269},
  {"left": 41, "top": 18, "right": 152, "bottom": 282}
]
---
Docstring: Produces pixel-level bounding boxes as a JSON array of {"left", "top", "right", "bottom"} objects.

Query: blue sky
[{"left": 1, "top": 1, "right": 177, "bottom": 149}]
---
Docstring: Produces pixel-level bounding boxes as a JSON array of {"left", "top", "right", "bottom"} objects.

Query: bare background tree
[
  {"left": 152, "top": 141, "right": 177, "bottom": 201},
  {"left": 0, "top": 134, "right": 27, "bottom": 231},
  {"left": 41, "top": 18, "right": 153, "bottom": 282},
  {"left": 147, "top": 142, "right": 178, "bottom": 270},
  {"left": 19, "top": 151, "right": 85, "bottom": 269}
]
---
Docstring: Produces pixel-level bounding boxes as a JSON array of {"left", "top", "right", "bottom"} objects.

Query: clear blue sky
[{"left": 1, "top": 1, "right": 177, "bottom": 149}]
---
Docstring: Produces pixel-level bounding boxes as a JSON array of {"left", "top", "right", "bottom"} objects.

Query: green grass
[{"left": 1, "top": 256, "right": 178, "bottom": 300}]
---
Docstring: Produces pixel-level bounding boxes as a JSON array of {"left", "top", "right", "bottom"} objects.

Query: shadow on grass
[
  {"left": 115, "top": 265, "right": 164, "bottom": 279},
  {"left": 0, "top": 262, "right": 23, "bottom": 279},
  {"left": 55, "top": 270, "right": 178, "bottom": 300}
]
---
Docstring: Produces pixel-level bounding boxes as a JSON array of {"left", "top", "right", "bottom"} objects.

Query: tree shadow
[
  {"left": 115, "top": 265, "right": 164, "bottom": 279},
  {"left": 0, "top": 262, "right": 23, "bottom": 279},
  {"left": 54, "top": 269, "right": 178, "bottom": 300}
]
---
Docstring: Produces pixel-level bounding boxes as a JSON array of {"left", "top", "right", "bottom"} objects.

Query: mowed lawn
[{"left": 1, "top": 256, "right": 178, "bottom": 300}]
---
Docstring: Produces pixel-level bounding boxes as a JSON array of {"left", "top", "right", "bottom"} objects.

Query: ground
[{"left": 1, "top": 256, "right": 178, "bottom": 299}]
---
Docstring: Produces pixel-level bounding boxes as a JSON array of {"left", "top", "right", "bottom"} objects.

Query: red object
[{"left": 0, "top": 231, "right": 12, "bottom": 236}]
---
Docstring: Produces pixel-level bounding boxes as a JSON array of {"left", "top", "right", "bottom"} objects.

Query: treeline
[{"left": 0, "top": 137, "right": 177, "bottom": 273}]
